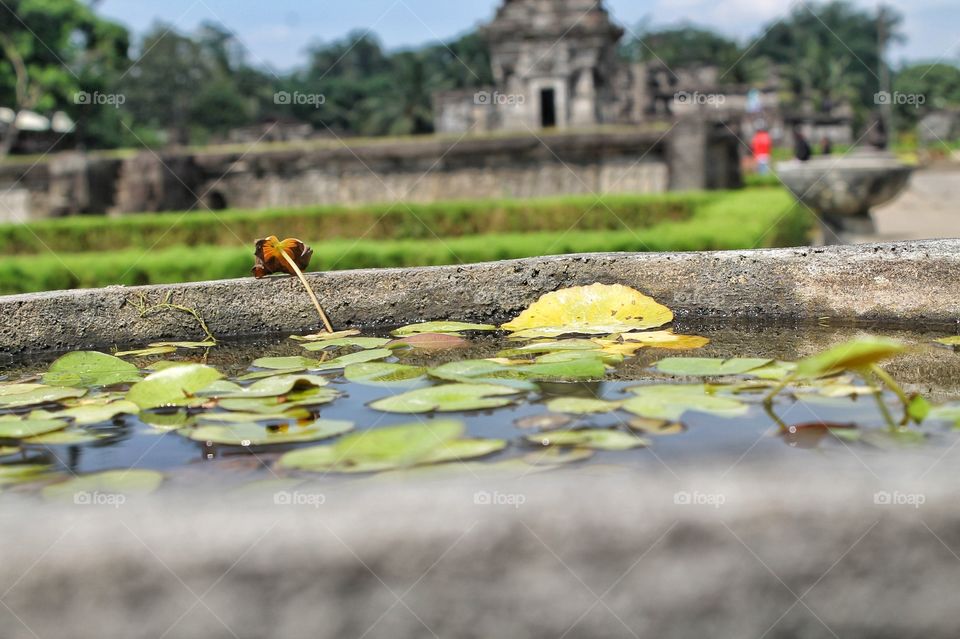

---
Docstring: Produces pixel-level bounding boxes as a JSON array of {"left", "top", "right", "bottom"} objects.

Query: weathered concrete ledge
[{"left": 2, "top": 239, "right": 959, "bottom": 356}]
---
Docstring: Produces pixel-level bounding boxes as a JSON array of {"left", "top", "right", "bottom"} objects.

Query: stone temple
[
  {"left": 434, "top": 0, "right": 854, "bottom": 146},
  {"left": 435, "top": 0, "right": 634, "bottom": 133}
]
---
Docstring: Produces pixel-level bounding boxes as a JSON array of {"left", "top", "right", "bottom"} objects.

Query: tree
[
  {"left": 0, "top": 0, "right": 128, "bottom": 156},
  {"left": 893, "top": 63, "right": 960, "bottom": 127},
  {"left": 749, "top": 1, "right": 903, "bottom": 118},
  {"left": 622, "top": 24, "right": 754, "bottom": 84}
]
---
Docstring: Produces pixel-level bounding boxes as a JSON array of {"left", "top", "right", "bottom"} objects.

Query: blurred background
[{"left": 0, "top": 0, "right": 958, "bottom": 294}]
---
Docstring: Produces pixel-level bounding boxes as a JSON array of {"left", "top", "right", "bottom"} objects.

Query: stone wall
[{"left": 0, "top": 124, "right": 741, "bottom": 218}]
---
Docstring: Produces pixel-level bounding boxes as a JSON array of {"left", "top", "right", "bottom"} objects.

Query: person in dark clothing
[
  {"left": 793, "top": 126, "right": 811, "bottom": 162},
  {"left": 820, "top": 136, "right": 832, "bottom": 155}
]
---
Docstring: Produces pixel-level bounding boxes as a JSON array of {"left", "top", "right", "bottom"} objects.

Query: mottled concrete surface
[
  {"left": 2, "top": 240, "right": 959, "bottom": 356},
  {"left": 2, "top": 455, "right": 959, "bottom": 639}
]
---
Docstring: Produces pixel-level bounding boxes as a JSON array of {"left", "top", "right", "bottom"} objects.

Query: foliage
[
  {"left": 0, "top": 189, "right": 810, "bottom": 295},
  {"left": 893, "top": 63, "right": 960, "bottom": 128}
]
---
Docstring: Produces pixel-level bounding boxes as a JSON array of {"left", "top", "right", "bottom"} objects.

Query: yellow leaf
[{"left": 502, "top": 284, "right": 673, "bottom": 338}]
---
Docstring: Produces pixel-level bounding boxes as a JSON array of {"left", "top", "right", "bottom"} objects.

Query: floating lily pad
[
  {"left": 235, "top": 367, "right": 308, "bottom": 381},
  {"left": 197, "top": 409, "right": 310, "bottom": 424},
  {"left": 42, "top": 469, "right": 164, "bottom": 501},
  {"left": 527, "top": 428, "right": 649, "bottom": 451},
  {"left": 626, "top": 417, "right": 685, "bottom": 436},
  {"left": 523, "top": 447, "right": 594, "bottom": 465},
  {"left": 301, "top": 337, "right": 391, "bottom": 351},
  {"left": 212, "top": 375, "right": 329, "bottom": 399},
  {"left": 126, "top": 364, "right": 224, "bottom": 409},
  {"left": 513, "top": 413, "right": 573, "bottom": 431},
  {"left": 0, "top": 416, "right": 69, "bottom": 439},
  {"left": 0, "top": 384, "right": 87, "bottom": 409},
  {"left": 150, "top": 341, "right": 216, "bottom": 349},
  {"left": 748, "top": 361, "right": 797, "bottom": 381},
  {"left": 391, "top": 321, "right": 496, "bottom": 336},
  {"left": 312, "top": 349, "right": 392, "bottom": 370},
  {"left": 428, "top": 360, "right": 537, "bottom": 388},
  {"left": 654, "top": 357, "right": 773, "bottom": 377},
  {"left": 370, "top": 383, "right": 521, "bottom": 413},
  {"left": 140, "top": 410, "right": 189, "bottom": 430},
  {"left": 25, "top": 430, "right": 105, "bottom": 445},
  {"left": 429, "top": 355, "right": 605, "bottom": 385},
  {"left": 182, "top": 419, "right": 353, "bottom": 446},
  {"left": 344, "top": 362, "right": 427, "bottom": 385},
  {"left": 50, "top": 400, "right": 140, "bottom": 425},
  {"left": 534, "top": 350, "right": 621, "bottom": 369},
  {"left": 497, "top": 340, "right": 601, "bottom": 357},
  {"left": 250, "top": 356, "right": 320, "bottom": 370},
  {"left": 545, "top": 397, "right": 622, "bottom": 414},
  {"left": 387, "top": 333, "right": 469, "bottom": 350},
  {"left": 290, "top": 329, "right": 361, "bottom": 342},
  {"left": 794, "top": 338, "right": 906, "bottom": 377},
  {"left": 622, "top": 384, "right": 749, "bottom": 421},
  {"left": 219, "top": 388, "right": 340, "bottom": 412},
  {"left": 933, "top": 336, "right": 960, "bottom": 347},
  {"left": 277, "top": 420, "right": 464, "bottom": 473},
  {"left": 417, "top": 438, "right": 508, "bottom": 464},
  {"left": 114, "top": 345, "right": 178, "bottom": 358},
  {"left": 502, "top": 284, "right": 673, "bottom": 338},
  {"left": 42, "top": 351, "right": 141, "bottom": 387},
  {"left": 0, "top": 463, "right": 54, "bottom": 486},
  {"left": 613, "top": 330, "right": 710, "bottom": 350}
]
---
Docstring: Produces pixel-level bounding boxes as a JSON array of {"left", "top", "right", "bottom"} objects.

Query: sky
[{"left": 96, "top": 0, "right": 960, "bottom": 73}]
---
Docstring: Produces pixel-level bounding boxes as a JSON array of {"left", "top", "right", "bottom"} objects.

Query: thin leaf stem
[{"left": 280, "top": 252, "right": 334, "bottom": 334}]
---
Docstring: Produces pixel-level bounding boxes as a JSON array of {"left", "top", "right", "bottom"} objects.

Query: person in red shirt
[{"left": 751, "top": 128, "right": 772, "bottom": 175}]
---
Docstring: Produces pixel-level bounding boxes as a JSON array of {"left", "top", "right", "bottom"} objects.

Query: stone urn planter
[{"left": 777, "top": 149, "right": 913, "bottom": 244}]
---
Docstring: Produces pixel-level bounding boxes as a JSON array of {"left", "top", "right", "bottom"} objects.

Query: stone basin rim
[{"left": 1, "top": 239, "right": 959, "bottom": 356}]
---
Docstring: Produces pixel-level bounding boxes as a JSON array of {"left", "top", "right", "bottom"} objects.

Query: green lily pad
[
  {"left": 0, "top": 384, "right": 87, "bottom": 409},
  {"left": 794, "top": 338, "right": 906, "bottom": 377},
  {"left": 312, "top": 349, "right": 392, "bottom": 370},
  {"left": 343, "top": 362, "right": 427, "bottom": 385},
  {"left": 527, "top": 428, "right": 649, "bottom": 451},
  {"left": 251, "top": 356, "right": 320, "bottom": 370},
  {"left": 49, "top": 400, "right": 140, "bottom": 425},
  {"left": 42, "top": 351, "right": 141, "bottom": 387},
  {"left": 416, "top": 438, "right": 508, "bottom": 464},
  {"left": 289, "top": 329, "right": 361, "bottom": 342},
  {"left": 148, "top": 341, "right": 216, "bottom": 349},
  {"left": 391, "top": 321, "right": 496, "bottom": 336},
  {"left": 428, "top": 360, "right": 538, "bottom": 389},
  {"left": 278, "top": 420, "right": 464, "bottom": 473},
  {"left": 42, "top": 469, "right": 164, "bottom": 501},
  {"left": 626, "top": 417, "right": 685, "bottom": 435},
  {"left": 211, "top": 375, "right": 330, "bottom": 399},
  {"left": 114, "top": 345, "right": 178, "bottom": 357},
  {"left": 0, "top": 463, "right": 54, "bottom": 486},
  {"left": 523, "top": 447, "right": 594, "bottom": 465},
  {"left": 748, "top": 361, "right": 797, "bottom": 380},
  {"left": 301, "top": 337, "right": 391, "bottom": 351},
  {"left": 25, "top": 430, "right": 105, "bottom": 445},
  {"left": 0, "top": 416, "right": 69, "bottom": 439},
  {"left": 140, "top": 410, "right": 189, "bottom": 430},
  {"left": 933, "top": 336, "right": 960, "bottom": 347},
  {"left": 197, "top": 409, "right": 311, "bottom": 424},
  {"left": 218, "top": 388, "right": 339, "bottom": 412},
  {"left": 387, "top": 333, "right": 469, "bottom": 350},
  {"left": 622, "top": 384, "right": 749, "bottom": 421},
  {"left": 370, "top": 383, "right": 521, "bottom": 413},
  {"left": 545, "top": 397, "right": 622, "bottom": 414},
  {"left": 654, "top": 357, "right": 773, "bottom": 377},
  {"left": 498, "top": 340, "right": 601, "bottom": 357},
  {"left": 235, "top": 367, "right": 307, "bottom": 381},
  {"left": 125, "top": 364, "right": 224, "bottom": 409},
  {"left": 182, "top": 419, "right": 353, "bottom": 446}
]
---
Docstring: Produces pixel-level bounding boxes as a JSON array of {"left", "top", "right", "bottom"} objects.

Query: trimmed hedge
[
  {"left": 0, "top": 189, "right": 810, "bottom": 294},
  {"left": 0, "top": 193, "right": 703, "bottom": 256}
]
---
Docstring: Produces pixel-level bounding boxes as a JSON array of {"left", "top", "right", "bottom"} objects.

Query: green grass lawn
[{"left": 0, "top": 188, "right": 810, "bottom": 294}]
